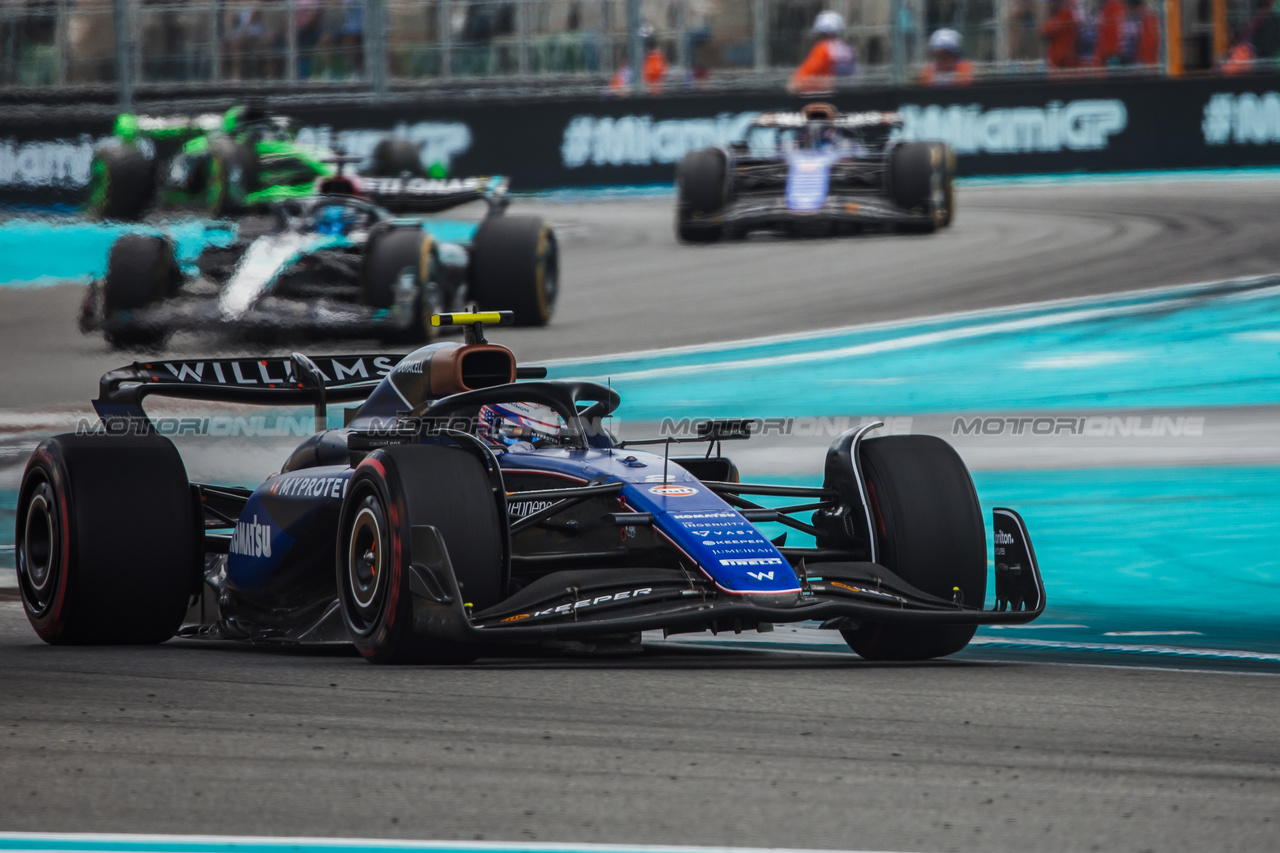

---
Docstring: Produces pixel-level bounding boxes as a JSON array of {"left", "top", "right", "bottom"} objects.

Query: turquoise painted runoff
[
  {"left": 0, "top": 219, "right": 230, "bottom": 286},
  {"left": 550, "top": 277, "right": 1280, "bottom": 417},
  {"left": 0, "top": 218, "right": 478, "bottom": 288}
]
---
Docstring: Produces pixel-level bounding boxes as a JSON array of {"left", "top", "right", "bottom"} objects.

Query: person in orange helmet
[
  {"left": 788, "top": 11, "right": 857, "bottom": 94},
  {"left": 920, "top": 28, "right": 975, "bottom": 85},
  {"left": 1223, "top": 38, "right": 1256, "bottom": 74},
  {"left": 1041, "top": 0, "right": 1082, "bottom": 70}
]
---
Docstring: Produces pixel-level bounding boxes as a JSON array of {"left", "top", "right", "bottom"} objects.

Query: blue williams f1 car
[
  {"left": 79, "top": 176, "right": 557, "bottom": 349},
  {"left": 676, "top": 102, "right": 957, "bottom": 242},
  {"left": 15, "top": 313, "right": 1043, "bottom": 663}
]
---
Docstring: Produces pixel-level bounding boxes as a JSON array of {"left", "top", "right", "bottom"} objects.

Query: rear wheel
[
  {"left": 86, "top": 145, "right": 155, "bottom": 222},
  {"left": 337, "top": 445, "right": 505, "bottom": 664},
  {"left": 362, "top": 226, "right": 442, "bottom": 343},
  {"left": 841, "top": 435, "right": 987, "bottom": 661},
  {"left": 101, "top": 234, "right": 180, "bottom": 349},
  {"left": 16, "top": 433, "right": 198, "bottom": 645},
  {"left": 370, "top": 138, "right": 427, "bottom": 177},
  {"left": 207, "top": 141, "right": 258, "bottom": 218},
  {"left": 675, "top": 149, "right": 726, "bottom": 243},
  {"left": 468, "top": 215, "right": 559, "bottom": 326}
]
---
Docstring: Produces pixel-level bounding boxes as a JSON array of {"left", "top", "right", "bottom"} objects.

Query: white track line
[{"left": 0, "top": 833, "right": 917, "bottom": 853}]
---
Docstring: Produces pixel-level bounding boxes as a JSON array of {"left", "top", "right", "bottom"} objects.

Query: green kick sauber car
[{"left": 87, "top": 105, "right": 432, "bottom": 221}]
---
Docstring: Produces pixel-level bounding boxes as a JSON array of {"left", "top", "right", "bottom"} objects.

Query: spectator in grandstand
[
  {"left": 1008, "top": 0, "right": 1041, "bottom": 60},
  {"left": 331, "top": 0, "right": 365, "bottom": 77},
  {"left": 1094, "top": 0, "right": 1159, "bottom": 67},
  {"left": 920, "top": 27, "right": 974, "bottom": 85},
  {"left": 1041, "top": 0, "right": 1082, "bottom": 70},
  {"left": 296, "top": 0, "right": 325, "bottom": 78},
  {"left": 788, "top": 11, "right": 857, "bottom": 94},
  {"left": 1129, "top": 0, "right": 1161, "bottom": 65},
  {"left": 224, "top": 1, "right": 268, "bottom": 79},
  {"left": 610, "top": 25, "right": 669, "bottom": 94}
]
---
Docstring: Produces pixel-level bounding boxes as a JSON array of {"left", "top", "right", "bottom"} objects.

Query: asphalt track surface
[{"left": 2, "top": 180, "right": 1280, "bottom": 851}]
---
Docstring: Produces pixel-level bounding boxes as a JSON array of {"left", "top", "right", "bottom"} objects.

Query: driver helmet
[
  {"left": 478, "top": 402, "right": 564, "bottom": 449},
  {"left": 314, "top": 204, "right": 358, "bottom": 235},
  {"left": 813, "top": 11, "right": 845, "bottom": 35}
]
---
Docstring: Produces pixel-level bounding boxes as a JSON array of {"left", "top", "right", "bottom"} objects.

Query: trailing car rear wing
[
  {"left": 754, "top": 110, "right": 901, "bottom": 129},
  {"left": 357, "top": 175, "right": 510, "bottom": 214}
]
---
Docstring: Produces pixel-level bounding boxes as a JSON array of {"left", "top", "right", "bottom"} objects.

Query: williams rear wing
[{"left": 94, "top": 353, "right": 407, "bottom": 431}]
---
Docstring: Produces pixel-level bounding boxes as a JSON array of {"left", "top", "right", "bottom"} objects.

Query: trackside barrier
[{"left": 6, "top": 74, "right": 1280, "bottom": 210}]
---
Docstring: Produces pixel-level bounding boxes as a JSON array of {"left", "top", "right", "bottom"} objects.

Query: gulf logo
[{"left": 649, "top": 484, "right": 698, "bottom": 497}]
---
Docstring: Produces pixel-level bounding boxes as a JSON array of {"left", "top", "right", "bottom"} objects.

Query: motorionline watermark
[
  {"left": 78, "top": 415, "right": 319, "bottom": 438},
  {"left": 658, "top": 416, "right": 914, "bottom": 438},
  {"left": 952, "top": 415, "right": 1206, "bottom": 438}
]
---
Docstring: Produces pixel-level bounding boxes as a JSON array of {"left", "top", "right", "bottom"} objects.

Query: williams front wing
[{"left": 405, "top": 508, "right": 1045, "bottom": 644}]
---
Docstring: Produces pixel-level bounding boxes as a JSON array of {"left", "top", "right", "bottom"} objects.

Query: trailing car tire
[
  {"left": 15, "top": 433, "right": 199, "bottom": 645},
  {"left": 363, "top": 227, "right": 443, "bottom": 343},
  {"left": 101, "top": 234, "right": 180, "bottom": 349},
  {"left": 207, "top": 141, "right": 258, "bottom": 218},
  {"left": 888, "top": 142, "right": 945, "bottom": 234},
  {"left": 676, "top": 149, "right": 726, "bottom": 243},
  {"left": 337, "top": 445, "right": 506, "bottom": 664},
  {"left": 86, "top": 145, "right": 156, "bottom": 222},
  {"left": 468, "top": 215, "right": 559, "bottom": 326},
  {"left": 940, "top": 145, "right": 957, "bottom": 228},
  {"left": 370, "top": 138, "right": 427, "bottom": 178},
  {"left": 841, "top": 435, "right": 988, "bottom": 661}
]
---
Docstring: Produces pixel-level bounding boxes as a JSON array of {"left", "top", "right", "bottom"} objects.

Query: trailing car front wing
[{"left": 710, "top": 193, "right": 935, "bottom": 231}]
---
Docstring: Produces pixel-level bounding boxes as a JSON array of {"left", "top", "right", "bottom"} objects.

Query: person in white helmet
[
  {"left": 788, "top": 11, "right": 857, "bottom": 94},
  {"left": 921, "top": 27, "right": 974, "bottom": 86}
]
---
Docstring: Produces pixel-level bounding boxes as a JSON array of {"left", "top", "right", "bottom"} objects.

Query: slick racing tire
[
  {"left": 468, "top": 215, "right": 559, "bottom": 326},
  {"left": 939, "top": 145, "right": 957, "bottom": 228},
  {"left": 86, "top": 145, "right": 156, "bottom": 222},
  {"left": 337, "top": 445, "right": 505, "bottom": 664},
  {"left": 101, "top": 234, "right": 181, "bottom": 349},
  {"left": 887, "top": 142, "right": 948, "bottom": 234},
  {"left": 207, "top": 140, "right": 258, "bottom": 218},
  {"left": 676, "top": 149, "right": 726, "bottom": 243},
  {"left": 15, "top": 433, "right": 199, "bottom": 645},
  {"left": 841, "top": 435, "right": 987, "bottom": 661},
  {"left": 370, "top": 138, "right": 427, "bottom": 178},
  {"left": 362, "top": 226, "right": 443, "bottom": 343}
]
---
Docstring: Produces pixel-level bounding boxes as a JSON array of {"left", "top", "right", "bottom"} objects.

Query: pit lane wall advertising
[{"left": 5, "top": 74, "right": 1280, "bottom": 209}]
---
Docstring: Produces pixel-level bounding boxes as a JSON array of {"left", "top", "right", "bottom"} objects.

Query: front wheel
[
  {"left": 337, "top": 445, "right": 506, "bottom": 664},
  {"left": 468, "top": 216, "right": 559, "bottom": 326},
  {"left": 675, "top": 148, "right": 726, "bottom": 243},
  {"left": 101, "top": 234, "right": 180, "bottom": 350},
  {"left": 841, "top": 435, "right": 988, "bottom": 661},
  {"left": 887, "top": 142, "right": 950, "bottom": 234}
]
